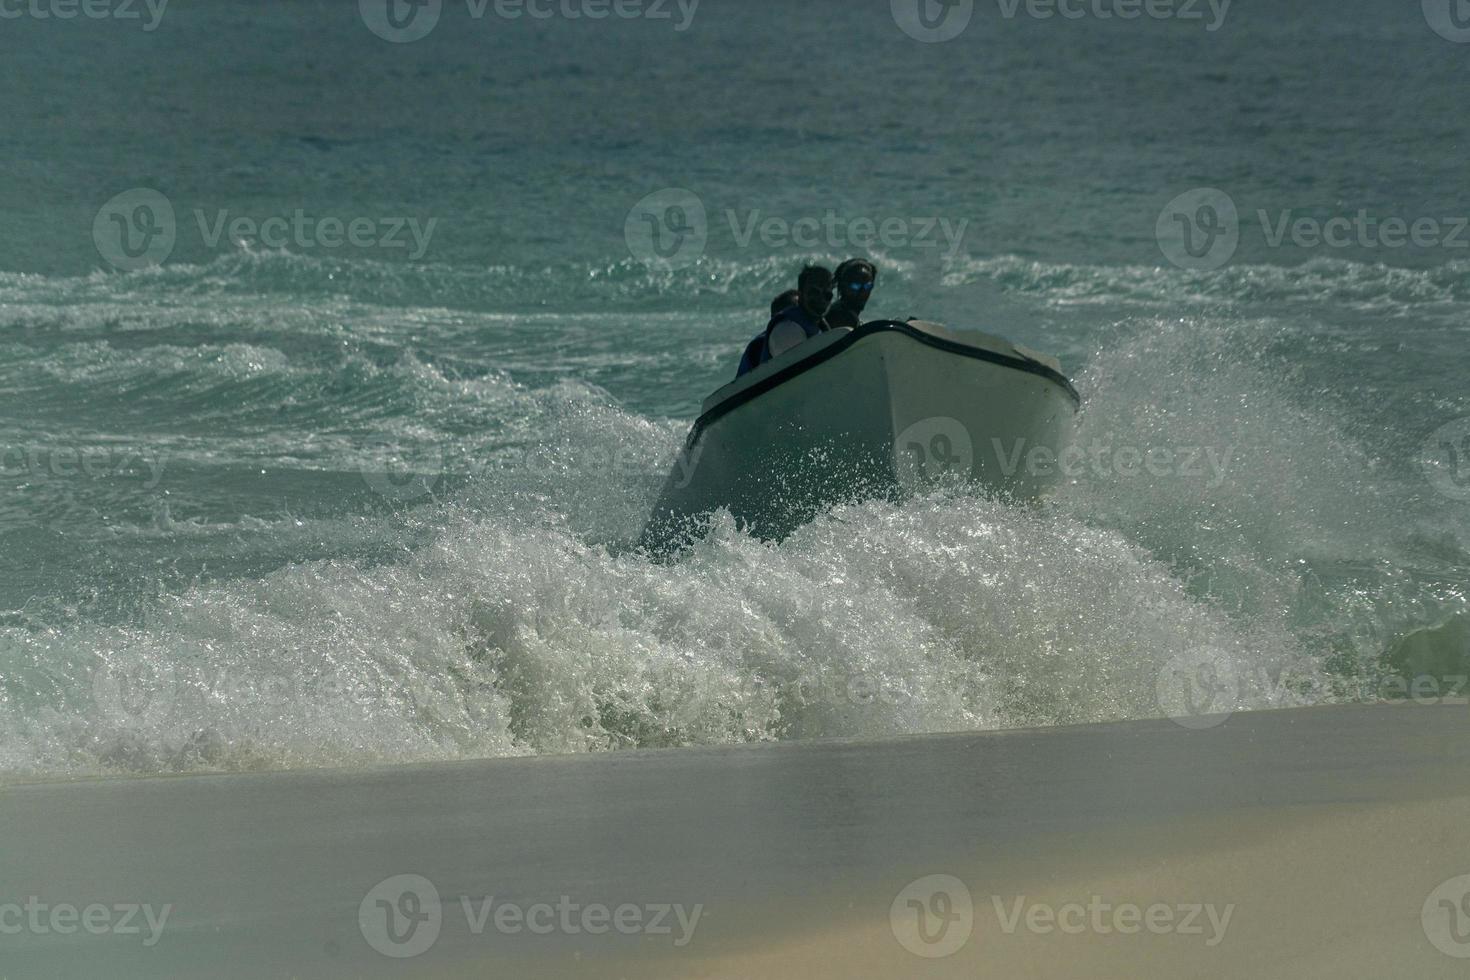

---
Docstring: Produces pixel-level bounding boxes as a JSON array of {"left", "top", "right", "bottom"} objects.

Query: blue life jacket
[{"left": 734, "top": 305, "right": 824, "bottom": 378}]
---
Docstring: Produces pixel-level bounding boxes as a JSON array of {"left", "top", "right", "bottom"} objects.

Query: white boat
[{"left": 640, "top": 319, "right": 1080, "bottom": 552}]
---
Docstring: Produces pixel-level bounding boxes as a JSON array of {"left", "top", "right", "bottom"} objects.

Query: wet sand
[{"left": 3, "top": 702, "right": 1468, "bottom": 978}]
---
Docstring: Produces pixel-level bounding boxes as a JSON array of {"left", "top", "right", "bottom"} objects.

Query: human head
[
  {"left": 770, "top": 289, "right": 800, "bottom": 317},
  {"left": 834, "top": 259, "right": 877, "bottom": 314},
  {"left": 796, "top": 265, "right": 834, "bottom": 318}
]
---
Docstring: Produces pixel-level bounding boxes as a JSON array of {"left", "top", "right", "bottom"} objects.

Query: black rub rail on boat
[{"left": 686, "top": 319, "right": 1082, "bottom": 447}]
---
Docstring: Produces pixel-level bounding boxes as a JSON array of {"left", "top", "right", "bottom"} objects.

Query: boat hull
[{"left": 641, "top": 320, "right": 1080, "bottom": 551}]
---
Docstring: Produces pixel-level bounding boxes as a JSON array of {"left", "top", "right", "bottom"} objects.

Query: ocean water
[{"left": 2, "top": 0, "right": 1468, "bottom": 778}]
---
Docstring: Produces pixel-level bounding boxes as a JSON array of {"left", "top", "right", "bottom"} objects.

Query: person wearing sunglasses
[
  {"left": 825, "top": 259, "right": 877, "bottom": 330},
  {"left": 735, "top": 266, "right": 834, "bottom": 377}
]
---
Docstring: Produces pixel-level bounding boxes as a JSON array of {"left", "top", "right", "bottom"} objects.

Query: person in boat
[
  {"left": 825, "top": 258, "right": 876, "bottom": 330},
  {"left": 768, "top": 288, "right": 799, "bottom": 318},
  {"left": 734, "top": 266, "right": 834, "bottom": 378},
  {"left": 731, "top": 290, "right": 799, "bottom": 378}
]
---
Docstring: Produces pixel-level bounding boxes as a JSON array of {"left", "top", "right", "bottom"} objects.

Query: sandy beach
[{"left": 3, "top": 702, "right": 1468, "bottom": 978}]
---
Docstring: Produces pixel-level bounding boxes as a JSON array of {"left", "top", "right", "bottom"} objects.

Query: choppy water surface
[{"left": 1, "top": 0, "right": 1467, "bottom": 777}]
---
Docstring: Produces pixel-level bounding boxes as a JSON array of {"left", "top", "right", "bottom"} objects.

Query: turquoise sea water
[{"left": 2, "top": 0, "right": 1468, "bottom": 776}]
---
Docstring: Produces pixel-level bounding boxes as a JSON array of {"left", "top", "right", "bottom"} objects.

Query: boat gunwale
[{"left": 686, "top": 319, "right": 1082, "bottom": 448}]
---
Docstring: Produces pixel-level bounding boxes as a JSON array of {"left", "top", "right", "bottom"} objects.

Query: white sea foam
[{"left": 1, "top": 257, "right": 1465, "bottom": 778}]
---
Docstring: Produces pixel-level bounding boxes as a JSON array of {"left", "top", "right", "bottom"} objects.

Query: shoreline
[
  {"left": 0, "top": 699, "right": 1424, "bottom": 789},
  {"left": 4, "top": 702, "right": 1468, "bottom": 977}
]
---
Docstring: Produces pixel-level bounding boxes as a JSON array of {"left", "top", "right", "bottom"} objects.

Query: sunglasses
[{"left": 841, "top": 281, "right": 874, "bottom": 292}]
